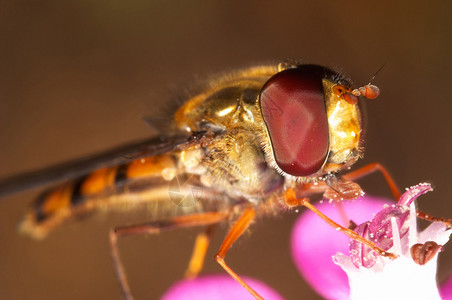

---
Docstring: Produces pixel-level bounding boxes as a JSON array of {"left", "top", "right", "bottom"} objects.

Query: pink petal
[
  {"left": 160, "top": 274, "right": 284, "bottom": 300},
  {"left": 349, "top": 204, "right": 409, "bottom": 268},
  {"left": 366, "top": 205, "right": 409, "bottom": 249},
  {"left": 349, "top": 183, "right": 433, "bottom": 267},
  {"left": 291, "top": 196, "right": 392, "bottom": 300},
  {"left": 440, "top": 276, "right": 452, "bottom": 300},
  {"left": 398, "top": 183, "right": 432, "bottom": 206},
  {"left": 349, "top": 221, "right": 378, "bottom": 268}
]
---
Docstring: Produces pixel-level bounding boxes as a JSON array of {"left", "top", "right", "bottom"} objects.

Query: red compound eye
[{"left": 260, "top": 66, "right": 330, "bottom": 176}]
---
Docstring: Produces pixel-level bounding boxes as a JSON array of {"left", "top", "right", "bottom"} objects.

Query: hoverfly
[{"left": 0, "top": 62, "right": 399, "bottom": 299}]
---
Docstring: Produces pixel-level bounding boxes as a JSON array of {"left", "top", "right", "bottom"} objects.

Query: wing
[
  {"left": 10, "top": 130, "right": 230, "bottom": 239},
  {"left": 0, "top": 134, "right": 193, "bottom": 198}
]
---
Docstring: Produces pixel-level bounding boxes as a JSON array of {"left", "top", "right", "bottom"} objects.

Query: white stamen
[
  {"left": 409, "top": 202, "right": 418, "bottom": 247},
  {"left": 391, "top": 217, "right": 402, "bottom": 255}
]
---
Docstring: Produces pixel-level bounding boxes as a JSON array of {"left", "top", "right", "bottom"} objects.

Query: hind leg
[{"left": 109, "top": 212, "right": 228, "bottom": 300}]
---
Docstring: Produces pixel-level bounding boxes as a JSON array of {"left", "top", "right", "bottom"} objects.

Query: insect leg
[
  {"left": 184, "top": 224, "right": 216, "bottom": 279},
  {"left": 343, "top": 163, "right": 452, "bottom": 226},
  {"left": 284, "top": 188, "right": 398, "bottom": 260},
  {"left": 293, "top": 163, "right": 399, "bottom": 225},
  {"left": 214, "top": 208, "right": 264, "bottom": 300},
  {"left": 415, "top": 211, "right": 451, "bottom": 227},
  {"left": 109, "top": 212, "right": 228, "bottom": 300},
  {"left": 342, "top": 162, "right": 401, "bottom": 199},
  {"left": 292, "top": 162, "right": 397, "bottom": 200}
]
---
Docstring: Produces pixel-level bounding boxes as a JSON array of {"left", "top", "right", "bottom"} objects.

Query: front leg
[{"left": 284, "top": 188, "right": 397, "bottom": 260}]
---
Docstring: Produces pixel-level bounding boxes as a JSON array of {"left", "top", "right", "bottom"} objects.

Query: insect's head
[{"left": 259, "top": 64, "right": 379, "bottom": 180}]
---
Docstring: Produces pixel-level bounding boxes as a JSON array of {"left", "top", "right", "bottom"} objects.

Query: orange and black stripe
[{"left": 21, "top": 154, "right": 177, "bottom": 237}]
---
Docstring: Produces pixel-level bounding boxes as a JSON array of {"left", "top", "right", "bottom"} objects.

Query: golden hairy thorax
[{"left": 174, "top": 65, "right": 283, "bottom": 201}]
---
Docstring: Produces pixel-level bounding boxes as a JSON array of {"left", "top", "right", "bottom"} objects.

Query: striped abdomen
[{"left": 20, "top": 153, "right": 181, "bottom": 239}]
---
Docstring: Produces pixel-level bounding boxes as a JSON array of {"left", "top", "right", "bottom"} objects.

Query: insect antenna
[
  {"left": 368, "top": 63, "right": 386, "bottom": 85},
  {"left": 350, "top": 64, "right": 386, "bottom": 100}
]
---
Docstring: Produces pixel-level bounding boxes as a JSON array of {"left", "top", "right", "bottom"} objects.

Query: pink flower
[
  {"left": 348, "top": 183, "right": 433, "bottom": 268},
  {"left": 160, "top": 274, "right": 284, "bottom": 300},
  {"left": 291, "top": 183, "right": 452, "bottom": 300},
  {"left": 161, "top": 184, "right": 451, "bottom": 300},
  {"left": 291, "top": 194, "right": 391, "bottom": 299}
]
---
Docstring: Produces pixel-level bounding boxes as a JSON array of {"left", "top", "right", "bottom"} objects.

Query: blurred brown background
[{"left": 0, "top": 1, "right": 451, "bottom": 299}]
